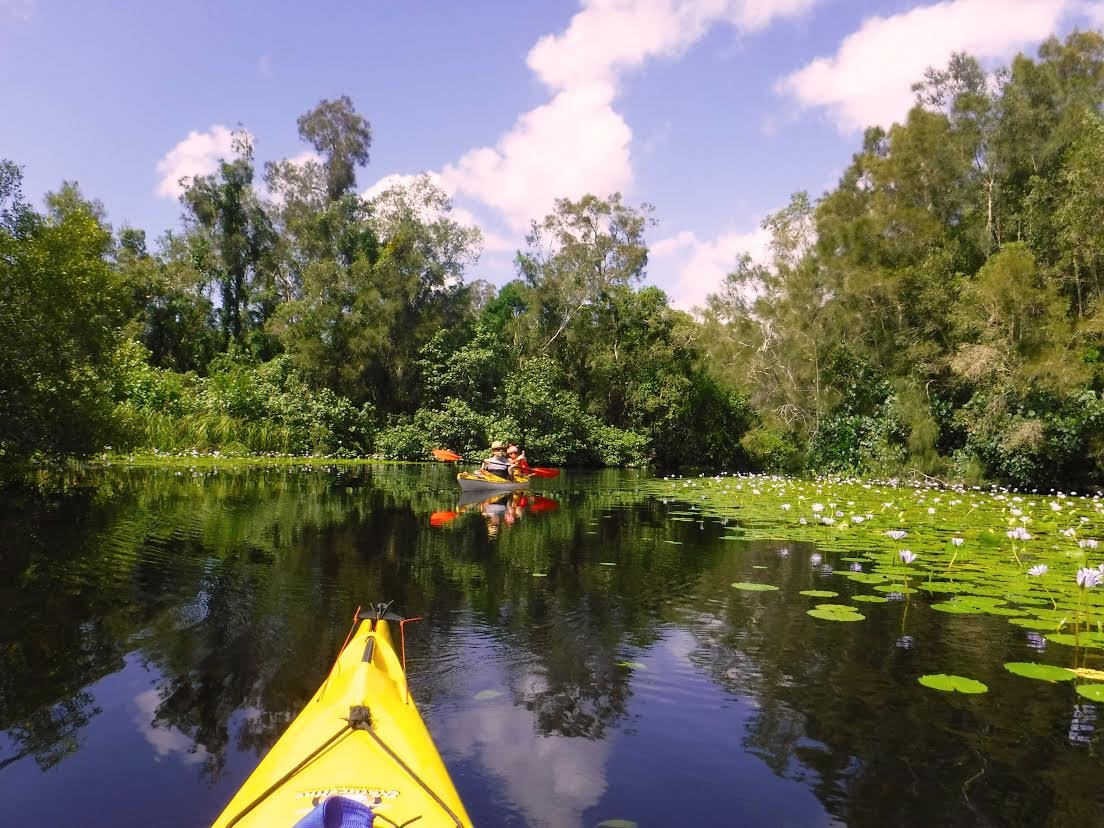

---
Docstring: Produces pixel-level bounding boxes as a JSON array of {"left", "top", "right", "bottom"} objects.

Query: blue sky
[{"left": 3, "top": 0, "right": 1102, "bottom": 307}]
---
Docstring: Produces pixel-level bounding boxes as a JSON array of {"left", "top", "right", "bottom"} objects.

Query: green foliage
[
  {"left": 0, "top": 168, "right": 125, "bottom": 459},
  {"left": 703, "top": 33, "right": 1104, "bottom": 487},
  {"left": 374, "top": 398, "right": 518, "bottom": 461},
  {"left": 741, "top": 425, "right": 801, "bottom": 473},
  {"left": 113, "top": 348, "right": 372, "bottom": 456}
]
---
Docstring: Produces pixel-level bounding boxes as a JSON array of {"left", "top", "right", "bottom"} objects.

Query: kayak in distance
[
  {"left": 211, "top": 604, "right": 472, "bottom": 828},
  {"left": 456, "top": 471, "right": 529, "bottom": 492}
]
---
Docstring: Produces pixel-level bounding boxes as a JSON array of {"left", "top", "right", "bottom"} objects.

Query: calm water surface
[{"left": 1, "top": 464, "right": 1101, "bottom": 826}]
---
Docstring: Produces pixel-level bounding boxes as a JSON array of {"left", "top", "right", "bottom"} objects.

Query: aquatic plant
[{"left": 645, "top": 472, "right": 1104, "bottom": 688}]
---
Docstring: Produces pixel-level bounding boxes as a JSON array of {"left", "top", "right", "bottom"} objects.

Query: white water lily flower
[
  {"left": 821, "top": 517, "right": 835, "bottom": 525},
  {"left": 927, "top": 507, "right": 936, "bottom": 515},
  {"left": 1028, "top": 564, "right": 1048, "bottom": 577},
  {"left": 1079, "top": 539, "right": 1099, "bottom": 550},
  {"left": 1076, "top": 567, "right": 1102, "bottom": 589},
  {"left": 781, "top": 503, "right": 791, "bottom": 511},
  {"left": 812, "top": 503, "right": 825, "bottom": 513},
  {"left": 951, "top": 537, "right": 965, "bottom": 547},
  {"left": 1007, "top": 527, "right": 1032, "bottom": 541},
  {"left": 851, "top": 515, "right": 865, "bottom": 523},
  {"left": 1062, "top": 528, "right": 1077, "bottom": 538},
  {"left": 899, "top": 550, "right": 918, "bottom": 565},
  {"left": 799, "top": 517, "right": 807, "bottom": 525},
  {"left": 1050, "top": 501, "right": 1062, "bottom": 512},
  {"left": 849, "top": 562, "right": 863, "bottom": 571}
]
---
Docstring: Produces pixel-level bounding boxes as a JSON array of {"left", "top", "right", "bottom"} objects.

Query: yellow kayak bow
[{"left": 212, "top": 605, "right": 472, "bottom": 828}]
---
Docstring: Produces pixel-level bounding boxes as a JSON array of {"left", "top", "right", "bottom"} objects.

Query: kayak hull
[
  {"left": 456, "top": 472, "right": 529, "bottom": 492},
  {"left": 211, "top": 616, "right": 471, "bottom": 828}
]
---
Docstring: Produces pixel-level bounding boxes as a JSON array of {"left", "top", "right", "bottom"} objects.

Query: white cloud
[
  {"left": 651, "top": 222, "right": 771, "bottom": 310},
  {"left": 440, "top": 82, "right": 632, "bottom": 233},
  {"left": 132, "top": 689, "right": 210, "bottom": 766},
  {"left": 778, "top": 0, "right": 1076, "bottom": 133},
  {"left": 435, "top": 671, "right": 612, "bottom": 827},
  {"left": 421, "top": 0, "right": 822, "bottom": 236},
  {"left": 361, "top": 171, "right": 445, "bottom": 203},
  {"left": 155, "top": 125, "right": 239, "bottom": 199},
  {"left": 362, "top": 172, "right": 515, "bottom": 253}
]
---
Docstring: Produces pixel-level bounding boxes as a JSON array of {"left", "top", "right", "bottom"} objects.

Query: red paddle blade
[
  {"left": 429, "top": 511, "right": 459, "bottom": 526},
  {"left": 432, "top": 449, "right": 462, "bottom": 462},
  {"left": 527, "top": 467, "right": 560, "bottom": 478}
]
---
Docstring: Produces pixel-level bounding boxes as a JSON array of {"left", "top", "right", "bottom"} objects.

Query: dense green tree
[
  {"left": 0, "top": 166, "right": 124, "bottom": 458},
  {"left": 296, "top": 95, "right": 372, "bottom": 201},
  {"left": 180, "top": 132, "right": 278, "bottom": 356}
]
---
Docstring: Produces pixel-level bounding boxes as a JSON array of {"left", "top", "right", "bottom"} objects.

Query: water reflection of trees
[
  {"left": 1, "top": 465, "right": 699, "bottom": 782},
  {"left": 676, "top": 548, "right": 1104, "bottom": 826},
  {"left": 13, "top": 467, "right": 1096, "bottom": 825}
]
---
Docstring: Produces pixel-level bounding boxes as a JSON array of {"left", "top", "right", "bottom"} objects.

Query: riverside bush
[{"left": 112, "top": 345, "right": 373, "bottom": 456}]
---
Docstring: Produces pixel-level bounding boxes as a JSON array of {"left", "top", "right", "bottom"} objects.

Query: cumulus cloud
[
  {"left": 155, "top": 125, "right": 239, "bottom": 199},
  {"left": 133, "top": 689, "right": 209, "bottom": 766},
  {"left": 362, "top": 171, "right": 515, "bottom": 253},
  {"left": 440, "top": 83, "right": 632, "bottom": 233},
  {"left": 427, "top": 0, "right": 822, "bottom": 234},
  {"left": 434, "top": 674, "right": 611, "bottom": 826},
  {"left": 777, "top": 0, "right": 1076, "bottom": 133},
  {"left": 651, "top": 222, "right": 771, "bottom": 310}
]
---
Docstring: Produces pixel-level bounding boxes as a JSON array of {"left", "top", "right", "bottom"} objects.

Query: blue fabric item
[{"left": 293, "top": 796, "right": 375, "bottom": 828}]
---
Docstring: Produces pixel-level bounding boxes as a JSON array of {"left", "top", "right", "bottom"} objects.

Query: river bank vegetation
[{"left": 4, "top": 33, "right": 1104, "bottom": 486}]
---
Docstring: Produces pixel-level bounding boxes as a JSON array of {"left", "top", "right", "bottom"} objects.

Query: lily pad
[
  {"left": 807, "top": 606, "right": 865, "bottom": 622},
  {"left": 617, "top": 661, "right": 646, "bottom": 670},
  {"left": 930, "top": 602, "right": 985, "bottom": 614},
  {"left": 799, "top": 590, "right": 839, "bottom": 598},
  {"left": 918, "top": 582, "right": 961, "bottom": 593},
  {"left": 918, "top": 674, "right": 988, "bottom": 694},
  {"left": 731, "top": 582, "right": 779, "bottom": 591},
  {"left": 1003, "top": 662, "right": 1077, "bottom": 682},
  {"left": 1044, "top": 633, "right": 1104, "bottom": 650},
  {"left": 847, "top": 573, "right": 887, "bottom": 584},
  {"left": 598, "top": 562, "right": 617, "bottom": 566},
  {"left": 531, "top": 572, "right": 548, "bottom": 577},
  {"left": 1074, "top": 667, "right": 1104, "bottom": 681},
  {"left": 851, "top": 594, "right": 890, "bottom": 603},
  {"left": 1075, "top": 684, "right": 1104, "bottom": 702},
  {"left": 474, "top": 689, "right": 504, "bottom": 701}
]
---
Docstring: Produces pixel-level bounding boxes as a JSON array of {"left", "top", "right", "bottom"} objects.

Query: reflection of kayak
[
  {"left": 212, "top": 606, "right": 472, "bottom": 828},
  {"left": 456, "top": 471, "right": 529, "bottom": 492},
  {"left": 456, "top": 490, "right": 512, "bottom": 509}
]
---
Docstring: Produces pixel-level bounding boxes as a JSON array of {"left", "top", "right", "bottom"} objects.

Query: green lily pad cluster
[{"left": 649, "top": 473, "right": 1104, "bottom": 700}]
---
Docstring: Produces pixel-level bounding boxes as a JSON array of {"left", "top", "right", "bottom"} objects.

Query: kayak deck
[
  {"left": 456, "top": 471, "right": 529, "bottom": 492},
  {"left": 212, "top": 615, "right": 471, "bottom": 828}
]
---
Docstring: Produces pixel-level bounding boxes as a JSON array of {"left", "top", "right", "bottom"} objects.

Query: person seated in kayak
[
  {"left": 506, "top": 444, "right": 528, "bottom": 476},
  {"left": 480, "top": 441, "right": 515, "bottom": 479}
]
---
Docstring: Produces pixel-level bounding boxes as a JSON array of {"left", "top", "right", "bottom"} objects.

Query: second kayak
[
  {"left": 456, "top": 471, "right": 529, "bottom": 492},
  {"left": 211, "top": 604, "right": 472, "bottom": 828}
]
